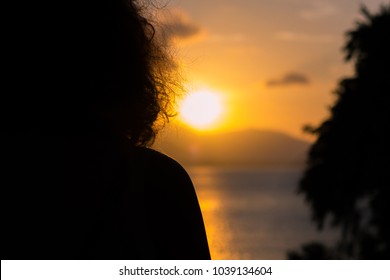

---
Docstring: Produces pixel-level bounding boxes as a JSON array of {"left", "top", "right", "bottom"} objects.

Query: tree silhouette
[{"left": 290, "top": 5, "right": 390, "bottom": 259}]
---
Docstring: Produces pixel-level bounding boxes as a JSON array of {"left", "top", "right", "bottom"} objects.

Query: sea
[{"left": 185, "top": 165, "right": 338, "bottom": 260}]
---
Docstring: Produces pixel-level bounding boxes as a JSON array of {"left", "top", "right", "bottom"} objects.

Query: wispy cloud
[
  {"left": 267, "top": 72, "right": 310, "bottom": 87},
  {"left": 209, "top": 33, "right": 246, "bottom": 43},
  {"left": 157, "top": 8, "right": 204, "bottom": 43},
  {"left": 275, "top": 31, "right": 334, "bottom": 43},
  {"left": 300, "top": 1, "right": 339, "bottom": 20}
]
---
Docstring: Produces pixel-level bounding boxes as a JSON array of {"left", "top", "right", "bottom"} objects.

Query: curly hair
[
  {"left": 8, "top": 0, "right": 178, "bottom": 147},
  {"left": 84, "top": 0, "right": 178, "bottom": 146}
]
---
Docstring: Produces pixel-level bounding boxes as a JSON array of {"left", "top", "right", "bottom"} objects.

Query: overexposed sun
[{"left": 180, "top": 90, "right": 224, "bottom": 130}]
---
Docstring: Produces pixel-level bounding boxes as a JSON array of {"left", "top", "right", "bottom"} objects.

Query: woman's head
[{"left": 8, "top": 0, "right": 177, "bottom": 146}]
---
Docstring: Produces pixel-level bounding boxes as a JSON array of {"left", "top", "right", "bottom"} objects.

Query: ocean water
[{"left": 186, "top": 165, "right": 338, "bottom": 260}]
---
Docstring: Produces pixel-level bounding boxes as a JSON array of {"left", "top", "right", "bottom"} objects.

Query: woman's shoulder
[
  {"left": 131, "top": 147, "right": 199, "bottom": 203},
  {"left": 134, "top": 147, "right": 180, "bottom": 163},
  {"left": 133, "top": 147, "right": 190, "bottom": 180},
  {"left": 132, "top": 148, "right": 210, "bottom": 259}
]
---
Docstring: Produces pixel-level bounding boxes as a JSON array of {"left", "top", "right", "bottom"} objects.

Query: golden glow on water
[
  {"left": 197, "top": 191, "right": 239, "bottom": 259},
  {"left": 189, "top": 166, "right": 246, "bottom": 259},
  {"left": 188, "top": 166, "right": 339, "bottom": 259}
]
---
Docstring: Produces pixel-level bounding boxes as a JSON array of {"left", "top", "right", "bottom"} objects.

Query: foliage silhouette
[
  {"left": 287, "top": 242, "right": 339, "bottom": 260},
  {"left": 289, "top": 5, "right": 390, "bottom": 259}
]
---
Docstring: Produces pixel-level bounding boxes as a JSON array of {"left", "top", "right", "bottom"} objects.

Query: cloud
[
  {"left": 300, "top": 1, "right": 339, "bottom": 20},
  {"left": 157, "top": 8, "right": 204, "bottom": 42},
  {"left": 209, "top": 33, "right": 246, "bottom": 43},
  {"left": 275, "top": 31, "right": 334, "bottom": 43},
  {"left": 267, "top": 72, "right": 310, "bottom": 87}
]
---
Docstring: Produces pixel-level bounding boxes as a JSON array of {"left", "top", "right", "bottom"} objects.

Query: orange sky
[{"left": 154, "top": 0, "right": 386, "bottom": 141}]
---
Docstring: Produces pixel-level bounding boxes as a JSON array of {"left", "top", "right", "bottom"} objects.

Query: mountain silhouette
[{"left": 154, "top": 126, "right": 309, "bottom": 166}]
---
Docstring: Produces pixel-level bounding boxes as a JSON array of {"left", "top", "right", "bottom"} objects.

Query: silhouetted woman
[{"left": 2, "top": 0, "right": 210, "bottom": 259}]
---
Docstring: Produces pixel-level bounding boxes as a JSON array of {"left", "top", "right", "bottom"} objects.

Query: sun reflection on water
[
  {"left": 189, "top": 166, "right": 247, "bottom": 259},
  {"left": 187, "top": 165, "right": 339, "bottom": 260}
]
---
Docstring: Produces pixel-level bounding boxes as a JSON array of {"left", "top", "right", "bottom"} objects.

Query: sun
[{"left": 179, "top": 90, "right": 224, "bottom": 130}]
